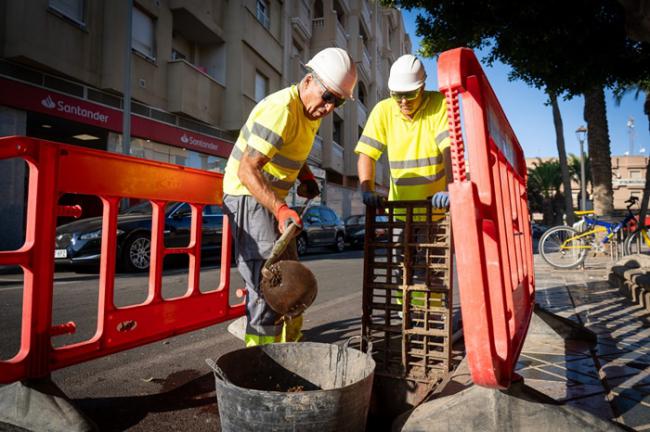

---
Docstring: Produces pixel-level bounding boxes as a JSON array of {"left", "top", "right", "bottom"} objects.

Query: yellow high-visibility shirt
[
  {"left": 223, "top": 85, "right": 320, "bottom": 199},
  {"left": 355, "top": 91, "right": 450, "bottom": 204}
]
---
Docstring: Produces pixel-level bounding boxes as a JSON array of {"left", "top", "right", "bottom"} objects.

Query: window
[
  {"left": 630, "top": 170, "right": 642, "bottom": 179},
  {"left": 132, "top": 7, "right": 156, "bottom": 60},
  {"left": 171, "top": 49, "right": 186, "bottom": 61},
  {"left": 256, "top": 0, "right": 270, "bottom": 29},
  {"left": 255, "top": 71, "right": 269, "bottom": 102},
  {"left": 320, "top": 208, "right": 338, "bottom": 225},
  {"left": 358, "top": 82, "right": 367, "bottom": 106},
  {"left": 49, "top": 0, "right": 85, "bottom": 25}
]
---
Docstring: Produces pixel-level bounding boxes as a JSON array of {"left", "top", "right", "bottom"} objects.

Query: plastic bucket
[{"left": 207, "top": 341, "right": 375, "bottom": 432}]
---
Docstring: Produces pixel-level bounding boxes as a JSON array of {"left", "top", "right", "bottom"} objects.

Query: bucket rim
[{"left": 209, "top": 342, "right": 376, "bottom": 395}]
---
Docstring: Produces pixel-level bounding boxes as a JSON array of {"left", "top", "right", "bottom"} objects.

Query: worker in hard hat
[
  {"left": 222, "top": 47, "right": 357, "bottom": 347},
  {"left": 355, "top": 54, "right": 452, "bottom": 311},
  {"left": 356, "top": 53, "right": 452, "bottom": 211}
]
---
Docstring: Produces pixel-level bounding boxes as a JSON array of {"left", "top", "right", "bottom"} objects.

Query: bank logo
[
  {"left": 180, "top": 134, "right": 190, "bottom": 144},
  {"left": 41, "top": 95, "right": 56, "bottom": 109}
]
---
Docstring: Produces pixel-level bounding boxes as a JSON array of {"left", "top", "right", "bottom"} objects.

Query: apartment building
[{"left": 0, "top": 0, "right": 411, "bottom": 249}]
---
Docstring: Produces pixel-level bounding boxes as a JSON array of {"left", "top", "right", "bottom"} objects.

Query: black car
[
  {"left": 344, "top": 214, "right": 389, "bottom": 248},
  {"left": 292, "top": 205, "right": 346, "bottom": 255},
  {"left": 54, "top": 201, "right": 224, "bottom": 272}
]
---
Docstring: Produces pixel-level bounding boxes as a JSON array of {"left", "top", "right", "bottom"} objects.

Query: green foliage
[
  {"left": 567, "top": 153, "right": 591, "bottom": 188},
  {"left": 386, "top": 0, "right": 650, "bottom": 97},
  {"left": 527, "top": 158, "right": 562, "bottom": 199}
]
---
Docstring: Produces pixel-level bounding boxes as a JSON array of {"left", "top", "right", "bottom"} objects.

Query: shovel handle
[
  {"left": 264, "top": 200, "right": 312, "bottom": 269},
  {"left": 265, "top": 221, "right": 301, "bottom": 269}
]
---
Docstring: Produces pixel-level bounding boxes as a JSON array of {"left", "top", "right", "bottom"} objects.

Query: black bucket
[{"left": 207, "top": 341, "right": 375, "bottom": 432}]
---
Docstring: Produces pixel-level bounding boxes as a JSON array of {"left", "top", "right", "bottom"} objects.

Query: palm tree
[
  {"left": 549, "top": 91, "right": 575, "bottom": 225},
  {"left": 568, "top": 153, "right": 592, "bottom": 207},
  {"left": 584, "top": 87, "right": 614, "bottom": 215},
  {"left": 528, "top": 158, "right": 562, "bottom": 225},
  {"left": 614, "top": 81, "right": 650, "bottom": 225}
]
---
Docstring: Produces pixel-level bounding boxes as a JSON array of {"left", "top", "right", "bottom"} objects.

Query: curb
[{"left": 608, "top": 254, "right": 650, "bottom": 309}]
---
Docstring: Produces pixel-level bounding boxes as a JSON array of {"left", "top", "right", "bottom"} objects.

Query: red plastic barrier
[
  {"left": 0, "top": 136, "right": 244, "bottom": 383},
  {"left": 438, "top": 49, "right": 535, "bottom": 389}
]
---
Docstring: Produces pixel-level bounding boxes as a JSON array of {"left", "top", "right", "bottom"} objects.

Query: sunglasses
[
  {"left": 311, "top": 72, "right": 346, "bottom": 108},
  {"left": 390, "top": 89, "right": 421, "bottom": 102}
]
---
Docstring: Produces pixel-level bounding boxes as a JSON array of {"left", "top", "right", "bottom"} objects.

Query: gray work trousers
[{"left": 222, "top": 194, "right": 297, "bottom": 338}]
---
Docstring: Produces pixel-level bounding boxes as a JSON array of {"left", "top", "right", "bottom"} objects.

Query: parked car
[
  {"left": 54, "top": 201, "right": 224, "bottom": 272},
  {"left": 344, "top": 214, "right": 389, "bottom": 248},
  {"left": 291, "top": 205, "right": 346, "bottom": 255}
]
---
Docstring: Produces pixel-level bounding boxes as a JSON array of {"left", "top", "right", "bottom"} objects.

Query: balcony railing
[
  {"left": 167, "top": 60, "right": 223, "bottom": 125},
  {"left": 309, "top": 135, "right": 323, "bottom": 164},
  {"left": 357, "top": 102, "right": 367, "bottom": 126},
  {"left": 291, "top": 0, "right": 312, "bottom": 39},
  {"left": 361, "top": 1, "right": 371, "bottom": 28},
  {"left": 330, "top": 140, "right": 344, "bottom": 174},
  {"left": 335, "top": 18, "right": 348, "bottom": 48}
]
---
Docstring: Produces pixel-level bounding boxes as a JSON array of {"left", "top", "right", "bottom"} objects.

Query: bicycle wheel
[
  {"left": 625, "top": 228, "right": 650, "bottom": 255},
  {"left": 539, "top": 226, "right": 588, "bottom": 269}
]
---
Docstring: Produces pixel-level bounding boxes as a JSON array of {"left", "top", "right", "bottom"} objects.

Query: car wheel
[
  {"left": 122, "top": 233, "right": 151, "bottom": 272},
  {"left": 296, "top": 235, "right": 307, "bottom": 256},
  {"left": 332, "top": 233, "right": 345, "bottom": 252}
]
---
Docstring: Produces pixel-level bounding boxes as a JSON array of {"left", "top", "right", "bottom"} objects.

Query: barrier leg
[
  {"left": 0, "top": 378, "right": 96, "bottom": 432},
  {"left": 393, "top": 380, "right": 624, "bottom": 431}
]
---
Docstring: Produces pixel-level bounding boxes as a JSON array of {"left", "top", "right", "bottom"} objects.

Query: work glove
[
  {"left": 362, "top": 191, "right": 386, "bottom": 207},
  {"left": 297, "top": 173, "right": 320, "bottom": 199},
  {"left": 431, "top": 192, "right": 450, "bottom": 209},
  {"left": 275, "top": 204, "right": 302, "bottom": 233}
]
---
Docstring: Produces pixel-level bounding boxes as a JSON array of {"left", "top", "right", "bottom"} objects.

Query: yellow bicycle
[{"left": 539, "top": 197, "right": 640, "bottom": 269}]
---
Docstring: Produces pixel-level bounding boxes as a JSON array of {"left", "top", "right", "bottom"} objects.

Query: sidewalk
[
  {"left": 509, "top": 255, "right": 650, "bottom": 430},
  {"left": 401, "top": 254, "right": 650, "bottom": 431}
]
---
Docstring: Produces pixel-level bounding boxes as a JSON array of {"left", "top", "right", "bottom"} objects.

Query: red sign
[{"left": 0, "top": 77, "right": 233, "bottom": 158}]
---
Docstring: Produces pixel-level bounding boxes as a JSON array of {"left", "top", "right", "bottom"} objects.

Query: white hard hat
[
  {"left": 388, "top": 54, "right": 426, "bottom": 92},
  {"left": 306, "top": 48, "right": 358, "bottom": 99}
]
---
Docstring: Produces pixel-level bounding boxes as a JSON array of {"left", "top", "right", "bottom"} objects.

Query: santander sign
[{"left": 41, "top": 95, "right": 110, "bottom": 124}]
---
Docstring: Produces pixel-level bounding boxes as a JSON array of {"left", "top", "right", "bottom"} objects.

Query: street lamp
[{"left": 575, "top": 126, "right": 588, "bottom": 211}]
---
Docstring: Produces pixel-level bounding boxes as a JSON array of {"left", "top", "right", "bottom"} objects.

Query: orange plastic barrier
[
  {"left": 0, "top": 136, "right": 244, "bottom": 383},
  {"left": 438, "top": 49, "right": 535, "bottom": 388}
]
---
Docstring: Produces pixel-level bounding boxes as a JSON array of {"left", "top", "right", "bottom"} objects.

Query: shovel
[{"left": 261, "top": 202, "right": 318, "bottom": 318}]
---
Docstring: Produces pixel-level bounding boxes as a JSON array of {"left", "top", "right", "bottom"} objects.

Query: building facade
[
  {"left": 0, "top": 0, "right": 411, "bottom": 249},
  {"left": 525, "top": 155, "right": 649, "bottom": 213}
]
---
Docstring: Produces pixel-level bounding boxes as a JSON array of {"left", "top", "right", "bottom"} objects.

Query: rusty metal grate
[{"left": 362, "top": 200, "right": 453, "bottom": 384}]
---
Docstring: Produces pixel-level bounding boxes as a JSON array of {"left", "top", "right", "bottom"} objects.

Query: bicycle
[
  {"left": 538, "top": 196, "right": 640, "bottom": 269},
  {"left": 625, "top": 219, "right": 650, "bottom": 255}
]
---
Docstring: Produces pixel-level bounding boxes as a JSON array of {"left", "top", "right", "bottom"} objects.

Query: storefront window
[{"left": 108, "top": 134, "right": 225, "bottom": 173}]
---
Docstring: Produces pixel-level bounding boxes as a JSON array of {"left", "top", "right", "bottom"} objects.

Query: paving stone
[
  {"left": 565, "top": 392, "right": 614, "bottom": 420},
  {"left": 612, "top": 395, "right": 650, "bottom": 428}
]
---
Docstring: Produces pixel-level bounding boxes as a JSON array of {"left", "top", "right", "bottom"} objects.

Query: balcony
[
  {"left": 360, "top": 1, "right": 371, "bottom": 29},
  {"left": 328, "top": 140, "right": 344, "bottom": 174},
  {"left": 308, "top": 135, "right": 323, "bottom": 164},
  {"left": 167, "top": 60, "right": 223, "bottom": 125},
  {"left": 169, "top": 1, "right": 223, "bottom": 43},
  {"left": 291, "top": 0, "right": 312, "bottom": 40},
  {"left": 359, "top": 42, "right": 371, "bottom": 78},
  {"left": 336, "top": 18, "right": 348, "bottom": 49},
  {"left": 357, "top": 102, "right": 367, "bottom": 126}
]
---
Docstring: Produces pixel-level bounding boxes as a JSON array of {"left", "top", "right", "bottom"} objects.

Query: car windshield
[{"left": 121, "top": 201, "right": 181, "bottom": 215}]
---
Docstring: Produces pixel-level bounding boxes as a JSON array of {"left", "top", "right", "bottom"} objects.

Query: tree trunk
[
  {"left": 542, "top": 197, "right": 554, "bottom": 226},
  {"left": 639, "top": 91, "right": 650, "bottom": 226},
  {"left": 549, "top": 91, "right": 574, "bottom": 224},
  {"left": 583, "top": 87, "right": 614, "bottom": 216}
]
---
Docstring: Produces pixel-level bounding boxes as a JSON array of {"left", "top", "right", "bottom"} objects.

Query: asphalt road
[{"left": 0, "top": 248, "right": 365, "bottom": 431}]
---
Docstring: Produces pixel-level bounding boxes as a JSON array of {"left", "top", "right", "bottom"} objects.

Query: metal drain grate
[{"left": 362, "top": 200, "right": 453, "bottom": 384}]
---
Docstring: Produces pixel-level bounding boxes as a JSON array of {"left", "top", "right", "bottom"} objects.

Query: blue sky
[{"left": 401, "top": 10, "right": 649, "bottom": 158}]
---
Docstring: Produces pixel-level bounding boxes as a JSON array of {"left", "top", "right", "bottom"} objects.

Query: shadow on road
[{"left": 75, "top": 369, "right": 219, "bottom": 432}]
